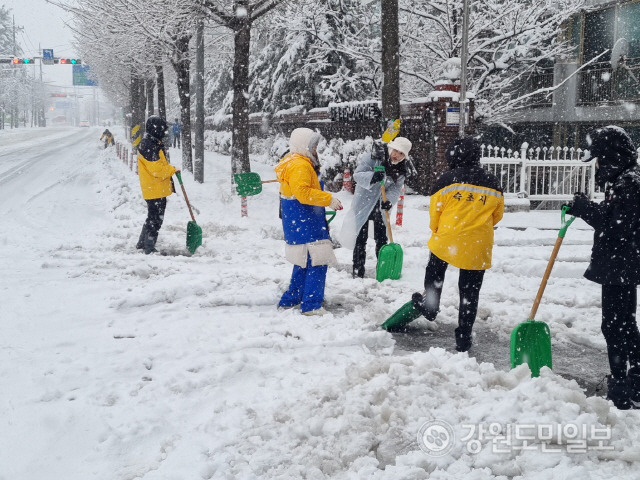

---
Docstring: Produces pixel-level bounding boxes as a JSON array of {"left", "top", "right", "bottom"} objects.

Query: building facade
[{"left": 498, "top": 0, "right": 640, "bottom": 148}]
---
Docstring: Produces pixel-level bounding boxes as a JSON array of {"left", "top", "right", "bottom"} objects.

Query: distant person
[
  {"left": 171, "top": 118, "right": 181, "bottom": 148},
  {"left": 410, "top": 136, "right": 504, "bottom": 352},
  {"left": 338, "top": 137, "right": 411, "bottom": 278},
  {"left": 136, "top": 116, "right": 179, "bottom": 254},
  {"left": 565, "top": 126, "right": 640, "bottom": 410},
  {"left": 100, "top": 128, "right": 115, "bottom": 149}
]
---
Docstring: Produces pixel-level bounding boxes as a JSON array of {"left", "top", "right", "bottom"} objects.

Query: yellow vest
[
  {"left": 137, "top": 149, "right": 176, "bottom": 200},
  {"left": 428, "top": 183, "right": 504, "bottom": 270}
]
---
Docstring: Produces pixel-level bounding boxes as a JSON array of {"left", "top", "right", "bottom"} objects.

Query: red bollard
[
  {"left": 342, "top": 168, "right": 354, "bottom": 193},
  {"left": 241, "top": 196, "right": 248, "bottom": 217},
  {"left": 395, "top": 186, "right": 405, "bottom": 226}
]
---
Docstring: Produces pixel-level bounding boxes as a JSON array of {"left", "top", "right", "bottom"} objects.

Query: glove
[
  {"left": 329, "top": 196, "right": 343, "bottom": 211},
  {"left": 569, "top": 193, "right": 590, "bottom": 217},
  {"left": 561, "top": 201, "right": 573, "bottom": 215},
  {"left": 380, "top": 200, "right": 392, "bottom": 211},
  {"left": 370, "top": 170, "right": 385, "bottom": 185}
]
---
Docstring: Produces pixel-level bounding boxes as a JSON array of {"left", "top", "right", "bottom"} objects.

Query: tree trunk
[
  {"left": 156, "top": 65, "right": 166, "bottom": 120},
  {"left": 231, "top": 19, "right": 251, "bottom": 174},
  {"left": 173, "top": 35, "right": 193, "bottom": 173},
  {"left": 130, "top": 73, "right": 146, "bottom": 147},
  {"left": 194, "top": 19, "right": 205, "bottom": 183},
  {"left": 381, "top": 0, "right": 400, "bottom": 123},
  {"left": 146, "top": 77, "right": 155, "bottom": 117}
]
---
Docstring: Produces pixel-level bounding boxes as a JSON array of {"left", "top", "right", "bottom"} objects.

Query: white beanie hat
[
  {"left": 289, "top": 127, "right": 322, "bottom": 162},
  {"left": 387, "top": 137, "right": 412, "bottom": 156}
]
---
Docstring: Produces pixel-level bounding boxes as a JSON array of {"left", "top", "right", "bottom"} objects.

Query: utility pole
[
  {"left": 381, "top": 0, "right": 400, "bottom": 127},
  {"left": 194, "top": 17, "right": 205, "bottom": 183},
  {"left": 458, "top": 0, "right": 470, "bottom": 138}
]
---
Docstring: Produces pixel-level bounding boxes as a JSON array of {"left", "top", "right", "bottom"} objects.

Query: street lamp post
[{"left": 458, "top": 0, "right": 470, "bottom": 138}]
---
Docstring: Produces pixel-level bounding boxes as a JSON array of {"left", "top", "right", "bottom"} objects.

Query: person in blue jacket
[
  {"left": 275, "top": 128, "right": 343, "bottom": 315},
  {"left": 171, "top": 119, "right": 181, "bottom": 148}
]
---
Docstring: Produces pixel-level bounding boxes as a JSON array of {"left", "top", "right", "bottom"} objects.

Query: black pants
[
  {"left": 139, "top": 197, "right": 166, "bottom": 252},
  {"left": 422, "top": 253, "right": 485, "bottom": 346},
  {"left": 602, "top": 285, "right": 640, "bottom": 378},
  {"left": 353, "top": 206, "right": 387, "bottom": 277}
]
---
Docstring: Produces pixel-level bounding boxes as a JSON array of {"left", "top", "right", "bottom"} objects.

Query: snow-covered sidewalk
[{"left": 1, "top": 128, "right": 640, "bottom": 479}]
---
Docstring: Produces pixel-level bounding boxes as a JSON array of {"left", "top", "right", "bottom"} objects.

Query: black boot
[
  {"left": 455, "top": 327, "right": 473, "bottom": 352},
  {"left": 353, "top": 266, "right": 365, "bottom": 278},
  {"left": 627, "top": 369, "right": 640, "bottom": 407},
  {"left": 606, "top": 375, "right": 632, "bottom": 410},
  {"left": 144, "top": 233, "right": 158, "bottom": 254},
  {"left": 411, "top": 292, "right": 438, "bottom": 321},
  {"left": 136, "top": 225, "right": 148, "bottom": 250}
]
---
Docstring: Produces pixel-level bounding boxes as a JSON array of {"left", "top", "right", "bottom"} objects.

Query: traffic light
[
  {"left": 12, "top": 58, "right": 34, "bottom": 64},
  {"left": 58, "top": 58, "right": 81, "bottom": 65}
]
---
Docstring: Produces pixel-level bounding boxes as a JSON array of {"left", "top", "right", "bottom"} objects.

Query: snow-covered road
[{"left": 2, "top": 127, "right": 640, "bottom": 479}]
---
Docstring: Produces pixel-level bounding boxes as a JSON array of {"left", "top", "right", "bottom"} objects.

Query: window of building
[
  {"left": 582, "top": 7, "right": 615, "bottom": 63},
  {"left": 618, "top": 2, "right": 640, "bottom": 59}
]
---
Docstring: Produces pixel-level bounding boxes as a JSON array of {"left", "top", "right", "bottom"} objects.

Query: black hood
[
  {"left": 446, "top": 136, "right": 481, "bottom": 169},
  {"left": 586, "top": 126, "right": 638, "bottom": 187},
  {"left": 145, "top": 115, "right": 168, "bottom": 141},
  {"left": 138, "top": 135, "right": 164, "bottom": 162}
]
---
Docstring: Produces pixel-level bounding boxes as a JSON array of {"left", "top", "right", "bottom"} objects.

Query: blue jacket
[{"left": 275, "top": 153, "right": 332, "bottom": 245}]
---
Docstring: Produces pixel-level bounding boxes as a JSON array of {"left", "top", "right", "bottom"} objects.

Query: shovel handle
[
  {"left": 175, "top": 172, "right": 197, "bottom": 223},
  {"left": 528, "top": 236, "right": 563, "bottom": 320},
  {"left": 262, "top": 179, "right": 279, "bottom": 184},
  {"left": 325, "top": 210, "right": 337, "bottom": 224},
  {"left": 528, "top": 207, "right": 576, "bottom": 320},
  {"left": 528, "top": 236, "right": 566, "bottom": 322},
  {"left": 380, "top": 183, "right": 394, "bottom": 244},
  {"left": 560, "top": 205, "right": 576, "bottom": 238}
]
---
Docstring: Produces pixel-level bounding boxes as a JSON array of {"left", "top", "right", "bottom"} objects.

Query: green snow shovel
[
  {"left": 510, "top": 206, "right": 575, "bottom": 377},
  {"left": 175, "top": 172, "right": 203, "bottom": 254},
  {"left": 376, "top": 167, "right": 403, "bottom": 282},
  {"left": 234, "top": 172, "right": 279, "bottom": 197},
  {"left": 381, "top": 299, "right": 422, "bottom": 331}
]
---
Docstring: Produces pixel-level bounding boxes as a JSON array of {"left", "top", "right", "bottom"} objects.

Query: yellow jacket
[
  {"left": 137, "top": 148, "right": 176, "bottom": 200},
  {"left": 428, "top": 181, "right": 504, "bottom": 270},
  {"left": 274, "top": 153, "right": 331, "bottom": 206}
]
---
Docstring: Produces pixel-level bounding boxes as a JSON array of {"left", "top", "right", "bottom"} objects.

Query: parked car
[{"left": 79, "top": 120, "right": 90, "bottom": 127}]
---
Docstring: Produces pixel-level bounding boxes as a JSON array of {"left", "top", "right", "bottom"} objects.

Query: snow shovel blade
[
  {"left": 376, "top": 242, "right": 403, "bottom": 282},
  {"left": 234, "top": 172, "right": 263, "bottom": 197},
  {"left": 510, "top": 319, "right": 552, "bottom": 377},
  {"left": 380, "top": 300, "right": 422, "bottom": 331},
  {"left": 186, "top": 220, "right": 202, "bottom": 254}
]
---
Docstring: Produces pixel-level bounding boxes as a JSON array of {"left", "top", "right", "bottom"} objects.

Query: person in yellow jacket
[
  {"left": 275, "top": 128, "right": 343, "bottom": 315},
  {"left": 136, "top": 116, "right": 179, "bottom": 254},
  {"left": 100, "top": 128, "right": 115, "bottom": 148},
  {"left": 412, "top": 136, "right": 504, "bottom": 352}
]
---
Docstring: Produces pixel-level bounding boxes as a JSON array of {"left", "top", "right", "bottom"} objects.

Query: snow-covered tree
[
  {"left": 0, "top": 6, "right": 14, "bottom": 55},
  {"left": 249, "top": 0, "right": 380, "bottom": 114},
  {"left": 398, "top": 0, "right": 585, "bottom": 121},
  {"left": 55, "top": 0, "right": 206, "bottom": 172},
  {"left": 203, "top": 0, "right": 288, "bottom": 174}
]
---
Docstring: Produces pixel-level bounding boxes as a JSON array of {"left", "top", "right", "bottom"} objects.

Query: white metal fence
[{"left": 480, "top": 143, "right": 603, "bottom": 201}]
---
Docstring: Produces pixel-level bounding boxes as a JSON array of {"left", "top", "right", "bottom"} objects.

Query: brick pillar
[{"left": 422, "top": 83, "right": 475, "bottom": 194}]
